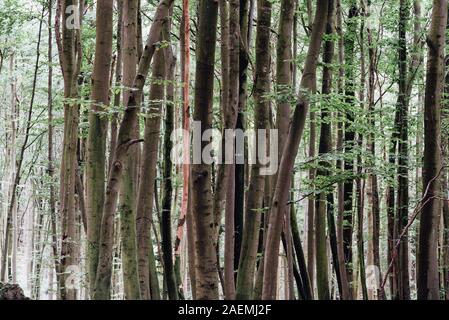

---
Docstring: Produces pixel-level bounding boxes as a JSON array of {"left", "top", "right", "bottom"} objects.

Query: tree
[
  {"left": 394, "top": 0, "right": 411, "bottom": 300},
  {"left": 55, "top": 0, "right": 83, "bottom": 300},
  {"left": 235, "top": 0, "right": 271, "bottom": 300},
  {"left": 85, "top": 0, "right": 114, "bottom": 298},
  {"left": 315, "top": 0, "right": 336, "bottom": 300},
  {"left": 190, "top": 0, "right": 220, "bottom": 300},
  {"left": 417, "top": 0, "right": 447, "bottom": 300},
  {"left": 117, "top": 0, "right": 141, "bottom": 300},
  {"left": 342, "top": 1, "right": 358, "bottom": 291}
]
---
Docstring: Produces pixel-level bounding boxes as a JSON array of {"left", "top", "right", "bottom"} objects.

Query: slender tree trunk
[
  {"left": 213, "top": 0, "right": 230, "bottom": 245},
  {"left": 161, "top": 28, "right": 178, "bottom": 300},
  {"left": 234, "top": 0, "right": 253, "bottom": 283},
  {"left": 109, "top": 0, "right": 123, "bottom": 170},
  {"left": 306, "top": 0, "right": 317, "bottom": 288},
  {"left": 307, "top": 113, "right": 317, "bottom": 293},
  {"left": 118, "top": 0, "right": 141, "bottom": 300},
  {"left": 395, "top": 0, "right": 411, "bottom": 300},
  {"left": 2, "top": 53, "right": 17, "bottom": 283},
  {"left": 191, "top": 0, "right": 220, "bottom": 300},
  {"left": 342, "top": 1, "right": 358, "bottom": 291},
  {"left": 186, "top": 182, "right": 197, "bottom": 299},
  {"left": 174, "top": 0, "right": 191, "bottom": 295},
  {"left": 417, "top": 0, "right": 446, "bottom": 300},
  {"left": 366, "top": 0, "right": 382, "bottom": 300},
  {"left": 356, "top": 4, "right": 367, "bottom": 300},
  {"left": 85, "top": 0, "right": 114, "bottom": 298},
  {"left": 235, "top": 0, "right": 271, "bottom": 300},
  {"left": 315, "top": 0, "right": 336, "bottom": 300},
  {"left": 275, "top": 0, "right": 296, "bottom": 301},
  {"left": 411, "top": 0, "right": 424, "bottom": 296},
  {"left": 223, "top": 0, "right": 240, "bottom": 300},
  {"left": 275, "top": 0, "right": 294, "bottom": 179},
  {"left": 335, "top": 0, "right": 351, "bottom": 300},
  {"left": 135, "top": 44, "right": 167, "bottom": 301},
  {"left": 442, "top": 4, "right": 449, "bottom": 300},
  {"left": 47, "top": 0, "right": 61, "bottom": 299},
  {"left": 56, "top": 0, "right": 83, "bottom": 300}
]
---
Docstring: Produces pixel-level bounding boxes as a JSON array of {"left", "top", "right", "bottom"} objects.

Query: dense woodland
[{"left": 0, "top": 0, "right": 448, "bottom": 300}]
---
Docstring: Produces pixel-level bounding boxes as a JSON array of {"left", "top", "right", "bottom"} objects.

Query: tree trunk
[
  {"left": 213, "top": 0, "right": 230, "bottom": 245},
  {"left": 1, "top": 53, "right": 18, "bottom": 283},
  {"left": 417, "top": 0, "right": 446, "bottom": 300},
  {"left": 117, "top": 0, "right": 141, "bottom": 300},
  {"left": 342, "top": 1, "right": 358, "bottom": 291},
  {"left": 55, "top": 0, "right": 84, "bottom": 300},
  {"left": 275, "top": 0, "right": 296, "bottom": 300},
  {"left": 85, "top": 0, "right": 114, "bottom": 298},
  {"left": 234, "top": 0, "right": 253, "bottom": 284},
  {"left": 394, "top": 0, "right": 411, "bottom": 300},
  {"left": 173, "top": 0, "right": 191, "bottom": 295},
  {"left": 224, "top": 0, "right": 240, "bottom": 300},
  {"left": 306, "top": 0, "right": 317, "bottom": 289},
  {"left": 109, "top": 0, "right": 123, "bottom": 170},
  {"left": 235, "top": 0, "right": 271, "bottom": 300},
  {"left": 161, "top": 30, "right": 178, "bottom": 300},
  {"left": 135, "top": 44, "right": 167, "bottom": 301},
  {"left": 356, "top": 5, "right": 367, "bottom": 300},
  {"left": 315, "top": 0, "right": 336, "bottom": 300},
  {"left": 335, "top": 0, "right": 351, "bottom": 300},
  {"left": 442, "top": 4, "right": 449, "bottom": 300},
  {"left": 186, "top": 182, "right": 197, "bottom": 299},
  {"left": 191, "top": 0, "right": 220, "bottom": 300},
  {"left": 366, "top": 0, "right": 383, "bottom": 300},
  {"left": 47, "top": 0, "right": 61, "bottom": 299}
]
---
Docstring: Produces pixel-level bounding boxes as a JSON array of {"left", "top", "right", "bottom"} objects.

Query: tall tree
[
  {"left": 190, "top": 0, "right": 220, "bottom": 300},
  {"left": 118, "top": 0, "right": 141, "bottom": 300},
  {"left": 335, "top": 0, "right": 352, "bottom": 300},
  {"left": 394, "top": 0, "right": 411, "bottom": 300},
  {"left": 55, "top": 0, "right": 83, "bottom": 300},
  {"left": 417, "top": 0, "right": 446, "bottom": 300},
  {"left": 442, "top": 2, "right": 449, "bottom": 300},
  {"left": 223, "top": 0, "right": 240, "bottom": 300},
  {"left": 235, "top": 0, "right": 271, "bottom": 300},
  {"left": 366, "top": 0, "right": 382, "bottom": 300},
  {"left": 275, "top": 0, "right": 295, "bottom": 299},
  {"left": 47, "top": 0, "right": 61, "bottom": 299},
  {"left": 342, "top": 0, "right": 358, "bottom": 291},
  {"left": 173, "top": 0, "right": 192, "bottom": 297},
  {"left": 161, "top": 15, "right": 178, "bottom": 301},
  {"left": 85, "top": 0, "right": 114, "bottom": 298},
  {"left": 315, "top": 0, "right": 336, "bottom": 300},
  {"left": 234, "top": 0, "right": 253, "bottom": 284}
]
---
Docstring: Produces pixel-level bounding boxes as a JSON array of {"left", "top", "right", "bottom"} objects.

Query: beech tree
[{"left": 417, "top": 0, "right": 447, "bottom": 300}]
